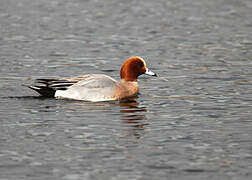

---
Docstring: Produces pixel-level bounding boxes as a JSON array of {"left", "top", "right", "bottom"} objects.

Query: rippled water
[{"left": 0, "top": 0, "right": 252, "bottom": 179}]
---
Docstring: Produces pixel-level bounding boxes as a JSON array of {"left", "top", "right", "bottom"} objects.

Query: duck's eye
[{"left": 138, "top": 61, "right": 144, "bottom": 68}]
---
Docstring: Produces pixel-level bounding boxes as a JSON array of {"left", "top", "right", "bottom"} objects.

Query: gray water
[{"left": 0, "top": 0, "right": 252, "bottom": 179}]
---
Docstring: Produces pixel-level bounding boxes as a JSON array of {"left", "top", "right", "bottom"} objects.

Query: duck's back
[{"left": 55, "top": 74, "right": 118, "bottom": 101}]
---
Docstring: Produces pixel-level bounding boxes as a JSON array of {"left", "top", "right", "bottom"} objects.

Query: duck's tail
[
  {"left": 24, "top": 78, "right": 75, "bottom": 97},
  {"left": 23, "top": 84, "right": 56, "bottom": 97}
]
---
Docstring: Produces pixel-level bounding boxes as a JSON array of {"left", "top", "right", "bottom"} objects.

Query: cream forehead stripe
[{"left": 137, "top": 57, "right": 147, "bottom": 68}]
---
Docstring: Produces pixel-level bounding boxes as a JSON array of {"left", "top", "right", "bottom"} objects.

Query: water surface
[{"left": 0, "top": 0, "right": 252, "bottom": 179}]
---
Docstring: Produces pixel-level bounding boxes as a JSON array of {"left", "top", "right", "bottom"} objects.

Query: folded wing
[{"left": 55, "top": 74, "right": 118, "bottom": 101}]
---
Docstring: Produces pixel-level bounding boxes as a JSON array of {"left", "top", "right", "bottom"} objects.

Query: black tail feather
[
  {"left": 24, "top": 78, "right": 75, "bottom": 97},
  {"left": 35, "top": 79, "right": 77, "bottom": 86},
  {"left": 23, "top": 85, "right": 56, "bottom": 97},
  {"left": 49, "top": 83, "right": 74, "bottom": 88}
]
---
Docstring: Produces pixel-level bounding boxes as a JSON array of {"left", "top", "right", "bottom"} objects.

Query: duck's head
[{"left": 120, "top": 56, "right": 157, "bottom": 81}]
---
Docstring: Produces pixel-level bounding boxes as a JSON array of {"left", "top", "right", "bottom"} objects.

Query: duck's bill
[{"left": 145, "top": 68, "right": 157, "bottom": 76}]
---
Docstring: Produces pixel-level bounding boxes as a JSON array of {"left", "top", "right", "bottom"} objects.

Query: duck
[{"left": 25, "top": 56, "right": 157, "bottom": 102}]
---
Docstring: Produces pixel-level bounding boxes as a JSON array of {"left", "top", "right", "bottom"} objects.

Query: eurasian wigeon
[{"left": 25, "top": 56, "right": 157, "bottom": 102}]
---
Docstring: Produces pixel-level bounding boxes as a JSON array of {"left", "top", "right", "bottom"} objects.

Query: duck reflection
[
  {"left": 119, "top": 96, "right": 148, "bottom": 130},
  {"left": 19, "top": 94, "right": 149, "bottom": 138}
]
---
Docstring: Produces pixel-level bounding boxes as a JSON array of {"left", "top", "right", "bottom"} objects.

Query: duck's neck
[{"left": 120, "top": 76, "right": 138, "bottom": 82}]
